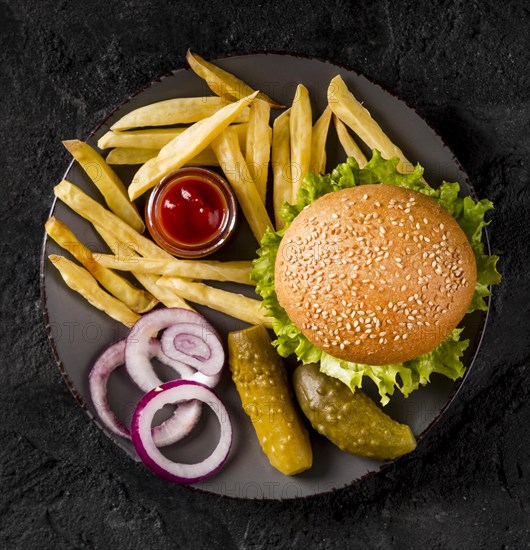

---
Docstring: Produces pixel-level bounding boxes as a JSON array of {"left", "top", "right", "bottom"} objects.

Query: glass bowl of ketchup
[{"left": 145, "top": 167, "right": 238, "bottom": 258}]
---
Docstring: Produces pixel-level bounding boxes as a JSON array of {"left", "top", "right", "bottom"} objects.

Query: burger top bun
[{"left": 275, "top": 184, "right": 477, "bottom": 365}]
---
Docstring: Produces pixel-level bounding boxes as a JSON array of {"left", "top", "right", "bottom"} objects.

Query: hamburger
[
  {"left": 275, "top": 184, "right": 476, "bottom": 366},
  {"left": 253, "top": 151, "right": 500, "bottom": 404}
]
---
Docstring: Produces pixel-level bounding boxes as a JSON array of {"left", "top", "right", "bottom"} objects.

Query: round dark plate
[{"left": 41, "top": 53, "right": 488, "bottom": 500}]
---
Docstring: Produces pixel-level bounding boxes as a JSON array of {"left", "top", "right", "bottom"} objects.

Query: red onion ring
[
  {"left": 161, "top": 322, "right": 224, "bottom": 375},
  {"left": 126, "top": 308, "right": 224, "bottom": 392},
  {"left": 131, "top": 380, "right": 232, "bottom": 484},
  {"left": 89, "top": 339, "right": 202, "bottom": 447},
  {"left": 89, "top": 340, "right": 130, "bottom": 439}
]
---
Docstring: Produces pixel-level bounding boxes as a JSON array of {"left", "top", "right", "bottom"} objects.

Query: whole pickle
[
  {"left": 293, "top": 363, "right": 416, "bottom": 460},
  {"left": 228, "top": 325, "right": 312, "bottom": 475}
]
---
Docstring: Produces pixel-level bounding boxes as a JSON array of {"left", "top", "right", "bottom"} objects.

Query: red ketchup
[{"left": 146, "top": 168, "right": 237, "bottom": 258}]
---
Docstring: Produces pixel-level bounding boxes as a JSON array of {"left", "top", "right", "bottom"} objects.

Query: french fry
[
  {"left": 333, "top": 115, "right": 368, "bottom": 167},
  {"left": 106, "top": 147, "right": 219, "bottom": 166},
  {"left": 96, "top": 255, "right": 254, "bottom": 285},
  {"left": 110, "top": 96, "right": 250, "bottom": 131},
  {"left": 186, "top": 49, "right": 283, "bottom": 108},
  {"left": 106, "top": 148, "right": 158, "bottom": 165},
  {"left": 62, "top": 140, "right": 145, "bottom": 233},
  {"left": 93, "top": 224, "right": 192, "bottom": 310},
  {"left": 157, "top": 277, "right": 273, "bottom": 327},
  {"left": 289, "top": 84, "right": 312, "bottom": 201},
  {"left": 310, "top": 106, "right": 332, "bottom": 175},
  {"left": 245, "top": 99, "right": 271, "bottom": 204},
  {"left": 55, "top": 179, "right": 172, "bottom": 260},
  {"left": 271, "top": 109, "right": 292, "bottom": 230},
  {"left": 328, "top": 75, "right": 417, "bottom": 175},
  {"left": 98, "top": 123, "right": 248, "bottom": 150},
  {"left": 45, "top": 217, "right": 157, "bottom": 313},
  {"left": 129, "top": 92, "right": 258, "bottom": 200},
  {"left": 48, "top": 255, "right": 140, "bottom": 327},
  {"left": 211, "top": 127, "right": 273, "bottom": 244},
  {"left": 99, "top": 128, "right": 187, "bottom": 150}
]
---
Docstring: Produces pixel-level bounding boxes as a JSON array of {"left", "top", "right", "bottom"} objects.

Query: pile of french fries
[{"left": 47, "top": 50, "right": 419, "bottom": 328}]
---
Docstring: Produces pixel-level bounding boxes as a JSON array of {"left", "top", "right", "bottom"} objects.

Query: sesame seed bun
[{"left": 275, "top": 184, "right": 477, "bottom": 365}]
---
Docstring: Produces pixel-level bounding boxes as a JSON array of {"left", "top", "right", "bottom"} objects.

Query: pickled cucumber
[
  {"left": 293, "top": 363, "right": 416, "bottom": 460},
  {"left": 228, "top": 325, "right": 312, "bottom": 475}
]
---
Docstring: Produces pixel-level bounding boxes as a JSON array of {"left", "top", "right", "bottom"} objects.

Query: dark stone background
[{"left": 1, "top": 0, "right": 529, "bottom": 548}]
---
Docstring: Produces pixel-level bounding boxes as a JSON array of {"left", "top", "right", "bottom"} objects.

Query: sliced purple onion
[
  {"left": 89, "top": 338, "right": 202, "bottom": 447},
  {"left": 126, "top": 308, "right": 224, "bottom": 392},
  {"left": 150, "top": 339, "right": 202, "bottom": 447},
  {"left": 89, "top": 339, "right": 130, "bottom": 439},
  {"left": 131, "top": 380, "right": 232, "bottom": 484},
  {"left": 161, "top": 322, "right": 224, "bottom": 375}
]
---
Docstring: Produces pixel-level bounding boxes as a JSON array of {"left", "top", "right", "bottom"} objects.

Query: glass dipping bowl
[{"left": 145, "top": 167, "right": 238, "bottom": 258}]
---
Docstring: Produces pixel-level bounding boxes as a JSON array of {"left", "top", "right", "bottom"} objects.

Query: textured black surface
[{"left": 1, "top": 0, "right": 529, "bottom": 548}]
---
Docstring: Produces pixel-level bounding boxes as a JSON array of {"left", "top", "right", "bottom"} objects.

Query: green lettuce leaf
[
  {"left": 252, "top": 150, "right": 501, "bottom": 404},
  {"left": 319, "top": 329, "right": 469, "bottom": 406}
]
